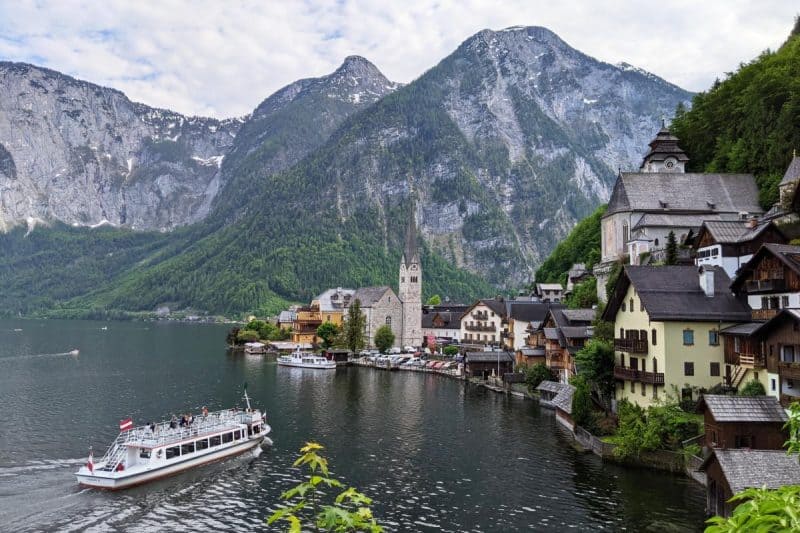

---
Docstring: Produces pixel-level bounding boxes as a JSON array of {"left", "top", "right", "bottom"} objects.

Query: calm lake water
[{"left": 0, "top": 319, "right": 706, "bottom": 532}]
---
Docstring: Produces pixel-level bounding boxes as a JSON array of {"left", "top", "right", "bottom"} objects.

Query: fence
[{"left": 573, "top": 425, "right": 687, "bottom": 473}]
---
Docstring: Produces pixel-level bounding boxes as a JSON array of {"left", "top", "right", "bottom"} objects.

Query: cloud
[{"left": 0, "top": 0, "right": 796, "bottom": 118}]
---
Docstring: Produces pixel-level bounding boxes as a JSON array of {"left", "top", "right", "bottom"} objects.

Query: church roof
[
  {"left": 605, "top": 172, "right": 762, "bottom": 217},
  {"left": 352, "top": 286, "right": 394, "bottom": 307},
  {"left": 779, "top": 155, "right": 800, "bottom": 186},
  {"left": 639, "top": 125, "right": 689, "bottom": 168}
]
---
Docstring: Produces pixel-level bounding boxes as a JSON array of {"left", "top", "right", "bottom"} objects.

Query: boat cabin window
[
  {"left": 166, "top": 446, "right": 180, "bottom": 459},
  {"left": 253, "top": 424, "right": 260, "bottom": 433},
  {"left": 196, "top": 438, "right": 209, "bottom": 451},
  {"left": 222, "top": 432, "right": 233, "bottom": 444},
  {"left": 181, "top": 443, "right": 195, "bottom": 455},
  {"left": 234, "top": 430, "right": 241, "bottom": 440},
  {"left": 139, "top": 449, "right": 151, "bottom": 459},
  {"left": 210, "top": 435, "right": 222, "bottom": 447}
]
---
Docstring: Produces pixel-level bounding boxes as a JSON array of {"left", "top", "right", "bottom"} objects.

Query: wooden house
[
  {"left": 730, "top": 243, "right": 800, "bottom": 322},
  {"left": 694, "top": 219, "right": 786, "bottom": 279},
  {"left": 699, "top": 449, "right": 800, "bottom": 518},
  {"left": 464, "top": 351, "right": 514, "bottom": 380},
  {"left": 696, "top": 395, "right": 788, "bottom": 451}
]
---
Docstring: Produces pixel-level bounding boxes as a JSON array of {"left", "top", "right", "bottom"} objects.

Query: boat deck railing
[{"left": 100, "top": 409, "right": 259, "bottom": 463}]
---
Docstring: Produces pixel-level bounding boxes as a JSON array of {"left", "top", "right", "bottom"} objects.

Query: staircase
[
  {"left": 99, "top": 433, "right": 129, "bottom": 471},
  {"left": 730, "top": 366, "right": 748, "bottom": 389}
]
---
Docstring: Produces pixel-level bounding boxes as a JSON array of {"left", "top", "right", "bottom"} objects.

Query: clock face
[{"left": 665, "top": 158, "right": 676, "bottom": 169}]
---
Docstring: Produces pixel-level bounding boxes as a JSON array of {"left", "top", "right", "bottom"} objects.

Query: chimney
[
  {"left": 746, "top": 216, "right": 758, "bottom": 229},
  {"left": 699, "top": 266, "right": 715, "bottom": 297}
]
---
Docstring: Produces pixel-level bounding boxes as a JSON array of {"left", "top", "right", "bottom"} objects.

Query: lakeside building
[
  {"left": 503, "top": 301, "right": 553, "bottom": 351},
  {"left": 524, "top": 307, "right": 593, "bottom": 383},
  {"left": 460, "top": 298, "right": 507, "bottom": 346},
  {"left": 313, "top": 288, "right": 355, "bottom": 327},
  {"left": 603, "top": 265, "right": 750, "bottom": 409},
  {"left": 421, "top": 304, "right": 469, "bottom": 345},
  {"left": 696, "top": 395, "right": 788, "bottom": 451},
  {"left": 594, "top": 125, "right": 762, "bottom": 302},
  {"left": 463, "top": 351, "right": 514, "bottom": 380}
]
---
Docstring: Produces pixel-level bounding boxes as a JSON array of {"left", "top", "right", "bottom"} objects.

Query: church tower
[
  {"left": 399, "top": 205, "right": 422, "bottom": 347},
  {"left": 639, "top": 121, "right": 689, "bottom": 173}
]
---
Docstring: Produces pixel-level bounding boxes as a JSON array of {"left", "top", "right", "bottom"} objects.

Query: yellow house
[
  {"left": 312, "top": 287, "right": 356, "bottom": 328},
  {"left": 602, "top": 265, "right": 751, "bottom": 409}
]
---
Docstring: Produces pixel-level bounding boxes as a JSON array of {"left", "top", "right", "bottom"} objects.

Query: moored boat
[
  {"left": 75, "top": 390, "right": 270, "bottom": 490},
  {"left": 277, "top": 348, "right": 337, "bottom": 369}
]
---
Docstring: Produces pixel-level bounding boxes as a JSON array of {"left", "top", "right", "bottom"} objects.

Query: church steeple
[
  {"left": 399, "top": 194, "right": 422, "bottom": 347},
  {"left": 640, "top": 122, "right": 689, "bottom": 173},
  {"left": 402, "top": 203, "right": 419, "bottom": 266}
]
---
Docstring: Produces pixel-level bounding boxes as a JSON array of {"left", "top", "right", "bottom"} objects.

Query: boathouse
[
  {"left": 464, "top": 351, "right": 514, "bottom": 380},
  {"left": 696, "top": 394, "right": 788, "bottom": 451}
]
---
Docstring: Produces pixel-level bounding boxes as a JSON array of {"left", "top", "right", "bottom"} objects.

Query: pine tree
[{"left": 665, "top": 231, "right": 678, "bottom": 265}]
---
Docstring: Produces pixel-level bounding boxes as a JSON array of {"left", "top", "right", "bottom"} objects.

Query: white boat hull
[
  {"left": 76, "top": 435, "right": 266, "bottom": 490},
  {"left": 277, "top": 359, "right": 337, "bottom": 369}
]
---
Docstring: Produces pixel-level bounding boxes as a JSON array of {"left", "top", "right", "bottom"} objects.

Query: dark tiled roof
[
  {"left": 508, "top": 302, "right": 552, "bottom": 322},
  {"left": 479, "top": 298, "right": 508, "bottom": 317},
  {"left": 732, "top": 244, "right": 800, "bottom": 291},
  {"left": 779, "top": 156, "right": 800, "bottom": 186},
  {"left": 536, "top": 380, "right": 565, "bottom": 394},
  {"left": 421, "top": 307, "right": 468, "bottom": 329},
  {"left": 352, "top": 286, "right": 392, "bottom": 307},
  {"left": 700, "top": 449, "right": 800, "bottom": 493},
  {"left": 698, "top": 395, "right": 788, "bottom": 423},
  {"left": 720, "top": 322, "right": 762, "bottom": 336},
  {"left": 640, "top": 127, "right": 690, "bottom": 168},
  {"left": 698, "top": 219, "right": 783, "bottom": 246},
  {"left": 604, "top": 265, "right": 751, "bottom": 322},
  {"left": 465, "top": 351, "right": 514, "bottom": 363},
  {"left": 606, "top": 173, "right": 761, "bottom": 216},
  {"left": 633, "top": 213, "right": 739, "bottom": 231},
  {"left": 544, "top": 328, "right": 560, "bottom": 340},
  {"left": 561, "top": 326, "right": 591, "bottom": 339},
  {"left": 561, "top": 309, "right": 595, "bottom": 324},
  {"left": 551, "top": 384, "right": 576, "bottom": 414},
  {"left": 518, "top": 347, "right": 545, "bottom": 356}
]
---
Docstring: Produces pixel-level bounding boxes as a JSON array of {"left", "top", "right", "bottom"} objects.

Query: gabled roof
[
  {"left": 719, "top": 322, "right": 762, "bottom": 336},
  {"left": 699, "top": 449, "right": 800, "bottom": 493},
  {"left": 731, "top": 243, "right": 800, "bottom": 292},
  {"left": 779, "top": 155, "right": 800, "bottom": 186},
  {"left": 697, "top": 220, "right": 784, "bottom": 246},
  {"left": 561, "top": 326, "right": 591, "bottom": 340},
  {"left": 465, "top": 351, "right": 514, "bottom": 363},
  {"left": 640, "top": 126, "right": 690, "bottom": 168},
  {"left": 697, "top": 395, "right": 788, "bottom": 423},
  {"left": 461, "top": 298, "right": 508, "bottom": 319},
  {"left": 561, "top": 309, "right": 595, "bottom": 324},
  {"left": 603, "top": 265, "right": 751, "bottom": 322},
  {"left": 551, "top": 383, "right": 576, "bottom": 414},
  {"left": 605, "top": 173, "right": 761, "bottom": 217},
  {"left": 543, "top": 328, "right": 560, "bottom": 340},
  {"left": 536, "top": 380, "right": 567, "bottom": 394},
  {"left": 352, "top": 286, "right": 394, "bottom": 307},
  {"left": 537, "top": 283, "right": 563, "bottom": 291},
  {"left": 518, "top": 347, "right": 545, "bottom": 357},
  {"left": 507, "top": 302, "right": 552, "bottom": 322},
  {"left": 421, "top": 310, "right": 464, "bottom": 330},
  {"left": 314, "top": 288, "right": 356, "bottom": 312}
]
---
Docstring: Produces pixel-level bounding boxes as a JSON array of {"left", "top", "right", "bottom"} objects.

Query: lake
[{"left": 0, "top": 319, "right": 705, "bottom": 531}]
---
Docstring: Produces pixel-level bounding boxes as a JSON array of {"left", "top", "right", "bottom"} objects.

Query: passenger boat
[
  {"left": 277, "top": 348, "right": 337, "bottom": 369},
  {"left": 75, "top": 390, "right": 270, "bottom": 490}
]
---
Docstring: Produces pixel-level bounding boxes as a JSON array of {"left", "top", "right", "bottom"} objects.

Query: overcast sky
[{"left": 0, "top": 1, "right": 796, "bottom": 118}]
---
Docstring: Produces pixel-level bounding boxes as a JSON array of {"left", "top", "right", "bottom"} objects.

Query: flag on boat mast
[
  {"left": 119, "top": 417, "right": 133, "bottom": 431},
  {"left": 86, "top": 447, "right": 94, "bottom": 473}
]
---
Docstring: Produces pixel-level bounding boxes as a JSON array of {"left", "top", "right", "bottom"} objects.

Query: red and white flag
[
  {"left": 119, "top": 417, "right": 133, "bottom": 431},
  {"left": 86, "top": 449, "right": 94, "bottom": 473}
]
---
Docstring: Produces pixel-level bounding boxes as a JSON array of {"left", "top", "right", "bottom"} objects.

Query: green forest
[{"left": 536, "top": 20, "right": 800, "bottom": 284}]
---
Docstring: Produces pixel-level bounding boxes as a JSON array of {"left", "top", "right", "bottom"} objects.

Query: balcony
[
  {"left": 745, "top": 278, "right": 786, "bottom": 293},
  {"left": 779, "top": 361, "right": 800, "bottom": 381},
  {"left": 472, "top": 311, "right": 489, "bottom": 320},
  {"left": 751, "top": 308, "right": 779, "bottom": 321},
  {"left": 614, "top": 365, "right": 664, "bottom": 385},
  {"left": 736, "top": 353, "right": 765, "bottom": 369},
  {"left": 465, "top": 324, "right": 496, "bottom": 332},
  {"left": 614, "top": 338, "right": 649, "bottom": 354}
]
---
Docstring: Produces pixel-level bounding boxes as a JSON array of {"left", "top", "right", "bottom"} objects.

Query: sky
[{"left": 0, "top": 1, "right": 796, "bottom": 119}]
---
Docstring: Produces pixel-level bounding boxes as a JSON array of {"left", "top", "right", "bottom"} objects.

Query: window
[
  {"left": 651, "top": 329, "right": 657, "bottom": 346},
  {"left": 166, "top": 446, "right": 180, "bottom": 459},
  {"left": 734, "top": 435, "right": 754, "bottom": 448},
  {"left": 734, "top": 337, "right": 741, "bottom": 352},
  {"left": 385, "top": 316, "right": 392, "bottom": 326},
  {"left": 401, "top": 277, "right": 405, "bottom": 283},
  {"left": 181, "top": 442, "right": 195, "bottom": 455},
  {"left": 641, "top": 383, "right": 646, "bottom": 396},
  {"left": 631, "top": 380, "right": 635, "bottom": 393},
  {"left": 783, "top": 296, "right": 790, "bottom": 308},
  {"left": 620, "top": 328, "right": 624, "bottom": 339},
  {"left": 655, "top": 238, "right": 659, "bottom": 246},
  {"left": 710, "top": 362, "right": 720, "bottom": 376},
  {"left": 622, "top": 302, "right": 626, "bottom": 312},
  {"left": 623, "top": 222, "right": 629, "bottom": 244},
  {"left": 708, "top": 330, "right": 719, "bottom": 346},
  {"left": 197, "top": 439, "right": 209, "bottom": 451},
  {"left": 684, "top": 362, "right": 695, "bottom": 376},
  {"left": 761, "top": 296, "right": 768, "bottom": 309},
  {"left": 771, "top": 378, "right": 777, "bottom": 392},
  {"left": 210, "top": 435, "right": 222, "bottom": 447},
  {"left": 234, "top": 430, "right": 241, "bottom": 440},
  {"left": 411, "top": 276, "right": 418, "bottom": 283},
  {"left": 681, "top": 387, "right": 692, "bottom": 401},
  {"left": 629, "top": 298, "right": 634, "bottom": 312},
  {"left": 785, "top": 346, "right": 795, "bottom": 363},
  {"left": 139, "top": 449, "right": 151, "bottom": 459},
  {"left": 653, "top": 359, "right": 658, "bottom": 373},
  {"left": 222, "top": 432, "right": 233, "bottom": 444},
  {"left": 683, "top": 329, "right": 694, "bottom": 346}
]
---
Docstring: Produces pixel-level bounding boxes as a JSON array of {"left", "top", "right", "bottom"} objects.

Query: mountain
[
  {"left": 0, "top": 61, "right": 242, "bottom": 231},
  {"left": 0, "top": 26, "right": 693, "bottom": 317}
]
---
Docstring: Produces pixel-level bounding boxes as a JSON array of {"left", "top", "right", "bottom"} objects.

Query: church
[{"left": 593, "top": 124, "right": 763, "bottom": 302}]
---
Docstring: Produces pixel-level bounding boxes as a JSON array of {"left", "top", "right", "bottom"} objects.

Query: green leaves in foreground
[
  {"left": 267, "top": 442, "right": 382, "bottom": 532},
  {"left": 704, "top": 485, "right": 800, "bottom": 533}
]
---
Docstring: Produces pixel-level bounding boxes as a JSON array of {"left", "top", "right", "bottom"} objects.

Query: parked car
[
  {"left": 387, "top": 347, "right": 402, "bottom": 354},
  {"left": 403, "top": 346, "right": 416, "bottom": 353}
]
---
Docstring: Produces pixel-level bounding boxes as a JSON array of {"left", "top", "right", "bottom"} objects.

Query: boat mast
[{"left": 243, "top": 383, "right": 252, "bottom": 411}]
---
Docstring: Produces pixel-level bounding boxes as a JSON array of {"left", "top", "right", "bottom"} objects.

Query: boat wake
[
  {"left": 0, "top": 458, "right": 86, "bottom": 478},
  {"left": 0, "top": 350, "right": 79, "bottom": 362}
]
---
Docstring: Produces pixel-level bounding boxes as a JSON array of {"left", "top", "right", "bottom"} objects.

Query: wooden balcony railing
[
  {"left": 779, "top": 361, "right": 800, "bottom": 381},
  {"left": 745, "top": 279, "right": 786, "bottom": 293},
  {"left": 737, "top": 353, "right": 766, "bottom": 369},
  {"left": 752, "top": 308, "right": 779, "bottom": 321},
  {"left": 614, "top": 365, "right": 665, "bottom": 385},
  {"left": 472, "top": 311, "right": 489, "bottom": 320},
  {"left": 465, "top": 324, "right": 496, "bottom": 332},
  {"left": 614, "top": 338, "right": 649, "bottom": 354}
]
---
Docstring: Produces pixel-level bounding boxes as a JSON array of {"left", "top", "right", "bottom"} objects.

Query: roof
[
  {"left": 507, "top": 302, "right": 552, "bottom": 322},
  {"left": 537, "top": 283, "right": 563, "bottom": 291},
  {"left": 640, "top": 126, "right": 690, "bottom": 168},
  {"left": 700, "top": 449, "right": 800, "bottom": 493},
  {"left": 561, "top": 309, "right": 595, "bottom": 324},
  {"left": 720, "top": 322, "right": 762, "bottom": 336},
  {"left": 465, "top": 298, "right": 508, "bottom": 318},
  {"left": 603, "top": 265, "right": 751, "bottom": 322},
  {"left": 352, "top": 286, "right": 393, "bottom": 307},
  {"left": 606, "top": 172, "right": 762, "bottom": 217},
  {"left": 465, "top": 351, "right": 514, "bottom": 363},
  {"left": 732, "top": 244, "right": 800, "bottom": 291},
  {"left": 561, "top": 326, "right": 591, "bottom": 339},
  {"left": 551, "top": 383, "right": 576, "bottom": 414},
  {"left": 697, "top": 395, "right": 788, "bottom": 423},
  {"left": 402, "top": 206, "right": 420, "bottom": 264},
  {"left": 698, "top": 220, "right": 782, "bottom": 245},
  {"left": 278, "top": 310, "right": 296, "bottom": 322},
  {"left": 779, "top": 156, "right": 800, "bottom": 186},
  {"left": 544, "top": 328, "right": 560, "bottom": 340},
  {"left": 314, "top": 288, "right": 356, "bottom": 312},
  {"left": 518, "top": 347, "right": 545, "bottom": 356},
  {"left": 536, "top": 380, "right": 569, "bottom": 393},
  {"left": 632, "top": 213, "right": 742, "bottom": 232},
  {"left": 421, "top": 310, "right": 463, "bottom": 330}
]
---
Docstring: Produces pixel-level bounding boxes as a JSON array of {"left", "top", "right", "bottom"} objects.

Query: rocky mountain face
[{"left": 0, "top": 62, "right": 242, "bottom": 231}]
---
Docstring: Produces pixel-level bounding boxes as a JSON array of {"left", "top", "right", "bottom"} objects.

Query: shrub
[
  {"left": 739, "top": 380, "right": 767, "bottom": 396},
  {"left": 443, "top": 345, "right": 459, "bottom": 356},
  {"left": 524, "top": 363, "right": 554, "bottom": 391}
]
